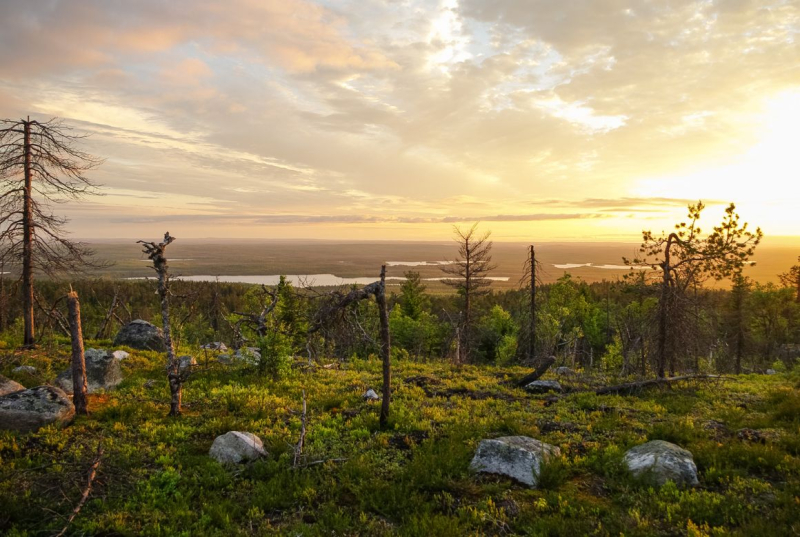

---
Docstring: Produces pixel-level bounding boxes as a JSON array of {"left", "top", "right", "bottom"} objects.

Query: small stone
[
  {"left": 13, "top": 366, "right": 36, "bottom": 375},
  {"left": 112, "top": 350, "right": 130, "bottom": 360},
  {"left": 0, "top": 375, "right": 25, "bottom": 396},
  {"left": 765, "top": 369, "right": 777, "bottom": 375},
  {"left": 524, "top": 380, "right": 563, "bottom": 394},
  {"left": 209, "top": 431, "right": 267, "bottom": 465},
  {"left": 363, "top": 389, "right": 380, "bottom": 401},
  {"left": 470, "top": 436, "right": 560, "bottom": 487},
  {"left": 0, "top": 386, "right": 75, "bottom": 432},
  {"left": 623, "top": 440, "right": 699, "bottom": 488}
]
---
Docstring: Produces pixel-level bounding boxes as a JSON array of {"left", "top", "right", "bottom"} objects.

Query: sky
[{"left": 0, "top": 0, "right": 798, "bottom": 242}]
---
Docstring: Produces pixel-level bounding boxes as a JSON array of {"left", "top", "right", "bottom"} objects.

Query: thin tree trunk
[
  {"left": 657, "top": 237, "right": 674, "bottom": 378},
  {"left": 378, "top": 265, "right": 391, "bottom": 428},
  {"left": 516, "top": 355, "right": 556, "bottom": 387},
  {"left": 22, "top": 118, "right": 34, "bottom": 348},
  {"left": 68, "top": 290, "right": 89, "bottom": 415},
  {"left": 530, "top": 245, "right": 536, "bottom": 360}
]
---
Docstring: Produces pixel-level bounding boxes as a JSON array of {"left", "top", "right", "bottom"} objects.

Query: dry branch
[
  {"left": 293, "top": 389, "right": 307, "bottom": 467},
  {"left": 54, "top": 441, "right": 103, "bottom": 537}
]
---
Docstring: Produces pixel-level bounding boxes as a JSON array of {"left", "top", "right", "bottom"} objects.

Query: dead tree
[
  {"left": 0, "top": 117, "right": 104, "bottom": 347},
  {"left": 93, "top": 288, "right": 119, "bottom": 340},
  {"left": 515, "top": 355, "right": 555, "bottom": 387},
  {"left": 441, "top": 223, "right": 497, "bottom": 363},
  {"left": 231, "top": 284, "right": 279, "bottom": 341},
  {"left": 309, "top": 266, "right": 391, "bottom": 427},
  {"left": 138, "top": 232, "right": 182, "bottom": 417},
  {"left": 67, "top": 289, "right": 88, "bottom": 415}
]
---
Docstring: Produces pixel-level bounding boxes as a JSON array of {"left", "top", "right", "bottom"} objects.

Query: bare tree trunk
[
  {"left": 516, "top": 355, "right": 555, "bottom": 387},
  {"left": 67, "top": 290, "right": 88, "bottom": 415},
  {"left": 530, "top": 245, "right": 536, "bottom": 360},
  {"left": 657, "top": 237, "right": 674, "bottom": 379},
  {"left": 377, "top": 265, "right": 391, "bottom": 428},
  {"left": 139, "top": 233, "right": 181, "bottom": 416},
  {"left": 22, "top": 118, "right": 34, "bottom": 348}
]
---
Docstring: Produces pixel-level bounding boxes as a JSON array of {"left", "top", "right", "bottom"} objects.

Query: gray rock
[
  {"left": 201, "top": 342, "right": 228, "bottom": 352},
  {"left": 524, "top": 380, "right": 563, "bottom": 394},
  {"left": 0, "top": 386, "right": 75, "bottom": 432},
  {"left": 623, "top": 440, "right": 699, "bottom": 488},
  {"left": 0, "top": 375, "right": 25, "bottom": 396},
  {"left": 13, "top": 366, "right": 36, "bottom": 375},
  {"left": 178, "top": 355, "right": 197, "bottom": 371},
  {"left": 209, "top": 431, "right": 267, "bottom": 465},
  {"left": 219, "top": 347, "right": 261, "bottom": 365},
  {"left": 766, "top": 369, "right": 777, "bottom": 375},
  {"left": 363, "top": 389, "right": 380, "bottom": 401},
  {"left": 112, "top": 350, "right": 130, "bottom": 361},
  {"left": 55, "top": 349, "right": 123, "bottom": 394},
  {"left": 470, "top": 436, "right": 560, "bottom": 487},
  {"left": 113, "top": 320, "right": 166, "bottom": 351},
  {"left": 556, "top": 367, "right": 576, "bottom": 376}
]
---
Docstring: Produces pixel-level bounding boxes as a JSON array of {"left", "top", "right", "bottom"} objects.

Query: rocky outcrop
[
  {"left": 0, "top": 375, "right": 25, "bottom": 396},
  {"left": 209, "top": 431, "right": 267, "bottom": 465},
  {"left": 524, "top": 380, "right": 563, "bottom": 394},
  {"left": 623, "top": 440, "right": 699, "bottom": 488},
  {"left": 0, "top": 386, "right": 75, "bottom": 432},
  {"left": 55, "top": 349, "right": 123, "bottom": 394},
  {"left": 113, "top": 320, "right": 166, "bottom": 351},
  {"left": 470, "top": 436, "right": 561, "bottom": 487}
]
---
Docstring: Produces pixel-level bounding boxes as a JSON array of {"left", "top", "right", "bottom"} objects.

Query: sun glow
[{"left": 635, "top": 89, "right": 800, "bottom": 235}]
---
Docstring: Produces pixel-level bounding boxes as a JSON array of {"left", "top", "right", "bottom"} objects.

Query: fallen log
[
  {"left": 595, "top": 374, "right": 723, "bottom": 396},
  {"left": 515, "top": 356, "right": 556, "bottom": 387}
]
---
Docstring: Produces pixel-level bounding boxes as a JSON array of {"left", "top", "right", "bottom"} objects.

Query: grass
[{"left": 2, "top": 346, "right": 800, "bottom": 535}]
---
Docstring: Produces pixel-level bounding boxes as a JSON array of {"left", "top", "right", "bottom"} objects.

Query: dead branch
[
  {"left": 93, "top": 288, "right": 119, "bottom": 339},
  {"left": 33, "top": 292, "right": 70, "bottom": 337},
  {"left": 293, "top": 389, "right": 307, "bottom": 467},
  {"left": 54, "top": 441, "right": 103, "bottom": 537}
]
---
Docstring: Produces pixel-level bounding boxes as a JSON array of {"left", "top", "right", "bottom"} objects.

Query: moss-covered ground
[{"left": 2, "top": 344, "right": 800, "bottom": 536}]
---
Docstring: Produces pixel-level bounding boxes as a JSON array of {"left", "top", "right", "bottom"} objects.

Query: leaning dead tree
[
  {"left": 310, "top": 266, "right": 391, "bottom": 427},
  {"left": 67, "top": 289, "right": 88, "bottom": 415},
  {"left": 139, "top": 232, "right": 183, "bottom": 417}
]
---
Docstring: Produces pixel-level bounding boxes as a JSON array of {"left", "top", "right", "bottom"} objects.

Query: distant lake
[
  {"left": 552, "top": 263, "right": 650, "bottom": 270},
  {"left": 134, "top": 274, "right": 510, "bottom": 286}
]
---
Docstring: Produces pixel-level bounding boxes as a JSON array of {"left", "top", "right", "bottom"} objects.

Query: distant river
[{"left": 154, "top": 274, "right": 510, "bottom": 286}]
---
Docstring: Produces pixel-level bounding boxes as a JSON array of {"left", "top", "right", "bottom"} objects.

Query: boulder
[
  {"left": 524, "top": 380, "right": 563, "bottom": 394},
  {"left": 623, "top": 440, "right": 699, "bottom": 488},
  {"left": 470, "top": 436, "right": 560, "bottom": 487},
  {"left": 0, "top": 386, "right": 75, "bottom": 432},
  {"left": 766, "top": 369, "right": 777, "bottom": 375},
  {"left": 201, "top": 342, "right": 228, "bottom": 352},
  {"left": 219, "top": 347, "right": 260, "bottom": 365},
  {"left": 209, "top": 431, "right": 267, "bottom": 465},
  {"left": 13, "top": 365, "right": 36, "bottom": 375},
  {"left": 363, "top": 389, "right": 380, "bottom": 401},
  {"left": 112, "top": 350, "right": 130, "bottom": 361},
  {"left": 0, "top": 375, "right": 25, "bottom": 396},
  {"left": 55, "top": 349, "right": 123, "bottom": 394},
  {"left": 178, "top": 355, "right": 197, "bottom": 371},
  {"left": 113, "top": 320, "right": 166, "bottom": 351}
]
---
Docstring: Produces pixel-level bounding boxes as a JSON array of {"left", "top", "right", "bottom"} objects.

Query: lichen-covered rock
[
  {"left": 0, "top": 375, "right": 25, "bottom": 396},
  {"left": 0, "top": 386, "right": 75, "bottom": 432},
  {"left": 524, "top": 380, "right": 563, "bottom": 394},
  {"left": 623, "top": 440, "right": 699, "bottom": 488},
  {"left": 13, "top": 365, "right": 36, "bottom": 375},
  {"left": 363, "top": 389, "right": 380, "bottom": 401},
  {"left": 55, "top": 349, "right": 123, "bottom": 394},
  {"left": 209, "top": 431, "right": 267, "bottom": 465},
  {"left": 178, "top": 355, "right": 197, "bottom": 371},
  {"left": 201, "top": 342, "right": 228, "bottom": 352},
  {"left": 470, "top": 436, "right": 560, "bottom": 487},
  {"left": 113, "top": 320, "right": 166, "bottom": 351}
]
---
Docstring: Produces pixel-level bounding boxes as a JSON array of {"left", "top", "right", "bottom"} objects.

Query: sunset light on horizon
[{"left": 1, "top": 0, "right": 798, "bottom": 242}]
